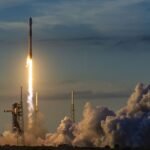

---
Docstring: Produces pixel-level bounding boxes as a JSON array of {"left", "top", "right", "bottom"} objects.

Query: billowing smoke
[
  {"left": 1, "top": 83, "right": 150, "bottom": 147},
  {"left": 73, "top": 103, "right": 115, "bottom": 147},
  {"left": 0, "top": 131, "right": 17, "bottom": 145},
  {"left": 42, "top": 117, "right": 75, "bottom": 146}
]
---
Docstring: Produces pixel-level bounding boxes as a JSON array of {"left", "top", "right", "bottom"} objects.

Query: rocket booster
[{"left": 29, "top": 17, "right": 32, "bottom": 58}]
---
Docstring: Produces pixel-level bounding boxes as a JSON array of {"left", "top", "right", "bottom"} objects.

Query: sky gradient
[{"left": 0, "top": 0, "right": 150, "bottom": 132}]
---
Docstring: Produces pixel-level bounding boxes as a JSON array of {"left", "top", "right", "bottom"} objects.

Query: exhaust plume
[{"left": 26, "top": 56, "right": 34, "bottom": 129}]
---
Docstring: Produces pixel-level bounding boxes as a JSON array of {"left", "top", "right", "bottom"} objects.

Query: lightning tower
[
  {"left": 71, "top": 91, "right": 75, "bottom": 122},
  {"left": 35, "top": 92, "right": 39, "bottom": 113}
]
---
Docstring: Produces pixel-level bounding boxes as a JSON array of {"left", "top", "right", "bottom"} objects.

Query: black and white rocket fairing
[{"left": 29, "top": 17, "right": 32, "bottom": 59}]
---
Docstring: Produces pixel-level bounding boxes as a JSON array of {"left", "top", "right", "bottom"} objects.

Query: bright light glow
[{"left": 26, "top": 56, "right": 34, "bottom": 129}]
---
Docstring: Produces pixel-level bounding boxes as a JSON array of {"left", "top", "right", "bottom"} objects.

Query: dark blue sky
[{"left": 0, "top": 0, "right": 150, "bottom": 132}]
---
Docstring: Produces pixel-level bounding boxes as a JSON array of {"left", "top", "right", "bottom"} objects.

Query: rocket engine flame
[{"left": 26, "top": 56, "right": 34, "bottom": 129}]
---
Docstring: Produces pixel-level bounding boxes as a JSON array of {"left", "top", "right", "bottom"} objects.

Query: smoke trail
[{"left": 26, "top": 56, "right": 34, "bottom": 129}]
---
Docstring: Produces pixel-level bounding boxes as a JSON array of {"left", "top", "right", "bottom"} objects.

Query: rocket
[{"left": 29, "top": 17, "right": 32, "bottom": 58}]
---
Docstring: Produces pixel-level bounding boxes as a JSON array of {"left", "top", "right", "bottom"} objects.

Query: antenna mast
[
  {"left": 19, "top": 86, "right": 25, "bottom": 145},
  {"left": 71, "top": 91, "right": 75, "bottom": 122}
]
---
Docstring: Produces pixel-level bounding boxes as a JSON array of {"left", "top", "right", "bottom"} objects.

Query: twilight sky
[{"left": 0, "top": 0, "right": 150, "bottom": 132}]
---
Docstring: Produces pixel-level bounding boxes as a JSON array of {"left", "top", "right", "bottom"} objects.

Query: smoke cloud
[
  {"left": 43, "top": 117, "right": 74, "bottom": 146},
  {"left": 0, "top": 83, "right": 150, "bottom": 147}
]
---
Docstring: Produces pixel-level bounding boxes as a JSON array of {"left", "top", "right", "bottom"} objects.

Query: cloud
[
  {"left": 0, "top": 0, "right": 150, "bottom": 46},
  {"left": 41, "top": 90, "right": 129, "bottom": 100},
  {"left": 31, "top": 0, "right": 150, "bottom": 37},
  {"left": 0, "top": 0, "right": 32, "bottom": 9},
  {"left": 0, "top": 21, "right": 26, "bottom": 30},
  {"left": 30, "top": 0, "right": 150, "bottom": 48}
]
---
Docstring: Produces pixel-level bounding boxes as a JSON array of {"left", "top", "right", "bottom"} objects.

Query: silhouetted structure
[
  {"left": 71, "top": 91, "right": 75, "bottom": 122},
  {"left": 4, "top": 87, "right": 25, "bottom": 145}
]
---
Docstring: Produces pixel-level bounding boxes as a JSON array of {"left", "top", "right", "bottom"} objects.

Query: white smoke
[
  {"left": 0, "top": 131, "right": 17, "bottom": 145},
  {"left": 73, "top": 103, "right": 115, "bottom": 147},
  {"left": 1, "top": 83, "right": 150, "bottom": 147},
  {"left": 100, "top": 83, "right": 150, "bottom": 147},
  {"left": 28, "top": 111, "right": 47, "bottom": 138},
  {"left": 42, "top": 117, "right": 74, "bottom": 146}
]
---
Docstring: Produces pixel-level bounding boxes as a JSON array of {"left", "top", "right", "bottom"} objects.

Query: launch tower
[
  {"left": 71, "top": 91, "right": 75, "bottom": 122},
  {"left": 4, "top": 87, "right": 25, "bottom": 145}
]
